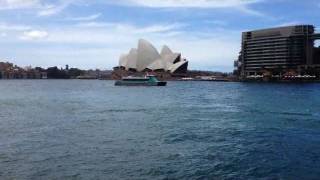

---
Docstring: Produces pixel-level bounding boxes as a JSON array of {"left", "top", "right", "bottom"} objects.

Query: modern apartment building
[{"left": 235, "top": 25, "right": 320, "bottom": 79}]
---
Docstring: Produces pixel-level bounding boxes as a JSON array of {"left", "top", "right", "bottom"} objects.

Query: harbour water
[{"left": 1, "top": 80, "right": 320, "bottom": 179}]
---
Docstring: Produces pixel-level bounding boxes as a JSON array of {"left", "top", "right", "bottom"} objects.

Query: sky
[{"left": 0, "top": 0, "right": 320, "bottom": 72}]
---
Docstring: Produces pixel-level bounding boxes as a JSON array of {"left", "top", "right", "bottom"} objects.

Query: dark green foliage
[
  {"left": 46, "top": 67, "right": 69, "bottom": 79},
  {"left": 68, "top": 68, "right": 85, "bottom": 78}
]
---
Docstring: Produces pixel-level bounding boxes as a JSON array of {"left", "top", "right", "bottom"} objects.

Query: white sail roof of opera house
[{"left": 118, "top": 39, "right": 188, "bottom": 73}]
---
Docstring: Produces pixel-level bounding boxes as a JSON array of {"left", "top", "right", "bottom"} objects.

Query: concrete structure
[
  {"left": 235, "top": 25, "right": 320, "bottom": 79},
  {"left": 117, "top": 39, "right": 188, "bottom": 74}
]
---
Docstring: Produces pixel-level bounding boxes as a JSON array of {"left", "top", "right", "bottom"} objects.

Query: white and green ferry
[{"left": 115, "top": 75, "right": 167, "bottom": 86}]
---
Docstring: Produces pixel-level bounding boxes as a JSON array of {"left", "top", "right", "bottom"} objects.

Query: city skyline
[{"left": 0, "top": 0, "right": 320, "bottom": 72}]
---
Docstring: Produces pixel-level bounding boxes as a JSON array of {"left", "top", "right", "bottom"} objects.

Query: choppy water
[{"left": 1, "top": 80, "right": 320, "bottom": 179}]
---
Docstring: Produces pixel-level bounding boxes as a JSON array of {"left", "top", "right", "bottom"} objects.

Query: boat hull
[{"left": 115, "top": 81, "right": 167, "bottom": 86}]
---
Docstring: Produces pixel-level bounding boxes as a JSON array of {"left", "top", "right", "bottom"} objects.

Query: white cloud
[
  {"left": 277, "top": 21, "right": 301, "bottom": 27},
  {"left": 0, "top": 22, "right": 31, "bottom": 31},
  {"left": 110, "top": 0, "right": 265, "bottom": 16},
  {"left": 0, "top": 0, "right": 264, "bottom": 18},
  {"left": 0, "top": 0, "right": 73, "bottom": 16},
  {"left": 38, "top": 1, "right": 73, "bottom": 16},
  {"left": 75, "top": 22, "right": 184, "bottom": 34},
  {"left": 235, "top": 4, "right": 264, "bottom": 16},
  {"left": 0, "top": 32, "right": 7, "bottom": 37},
  {"left": 116, "top": 0, "right": 261, "bottom": 8},
  {"left": 203, "top": 20, "right": 228, "bottom": 26},
  {"left": 75, "top": 22, "right": 111, "bottom": 28},
  {"left": 0, "top": 0, "right": 40, "bottom": 9},
  {"left": 135, "top": 24, "right": 185, "bottom": 33},
  {"left": 66, "top": 13, "right": 102, "bottom": 21},
  {"left": 20, "top": 30, "right": 48, "bottom": 40}
]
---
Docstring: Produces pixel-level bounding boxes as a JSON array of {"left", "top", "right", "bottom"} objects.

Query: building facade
[{"left": 235, "top": 25, "right": 320, "bottom": 79}]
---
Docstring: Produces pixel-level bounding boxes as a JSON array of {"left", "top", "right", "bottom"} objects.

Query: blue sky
[{"left": 0, "top": 0, "right": 320, "bottom": 72}]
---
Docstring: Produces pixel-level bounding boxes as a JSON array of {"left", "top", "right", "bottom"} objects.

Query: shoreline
[{"left": 2, "top": 78, "right": 320, "bottom": 83}]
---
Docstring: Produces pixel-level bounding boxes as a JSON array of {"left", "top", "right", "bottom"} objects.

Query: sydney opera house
[{"left": 116, "top": 39, "right": 188, "bottom": 74}]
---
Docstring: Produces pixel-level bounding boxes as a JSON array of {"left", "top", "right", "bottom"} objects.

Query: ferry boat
[{"left": 115, "top": 75, "right": 167, "bottom": 86}]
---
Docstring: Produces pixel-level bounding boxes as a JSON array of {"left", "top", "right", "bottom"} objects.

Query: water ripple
[{"left": 1, "top": 80, "right": 320, "bottom": 179}]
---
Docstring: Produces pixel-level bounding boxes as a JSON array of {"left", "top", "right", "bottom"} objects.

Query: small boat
[{"left": 115, "top": 75, "right": 167, "bottom": 86}]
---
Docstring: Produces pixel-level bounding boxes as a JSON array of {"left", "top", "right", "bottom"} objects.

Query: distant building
[
  {"left": 41, "top": 72, "right": 48, "bottom": 79},
  {"left": 0, "top": 61, "right": 47, "bottom": 79},
  {"left": 235, "top": 25, "right": 320, "bottom": 79},
  {"left": 115, "top": 39, "right": 188, "bottom": 74}
]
